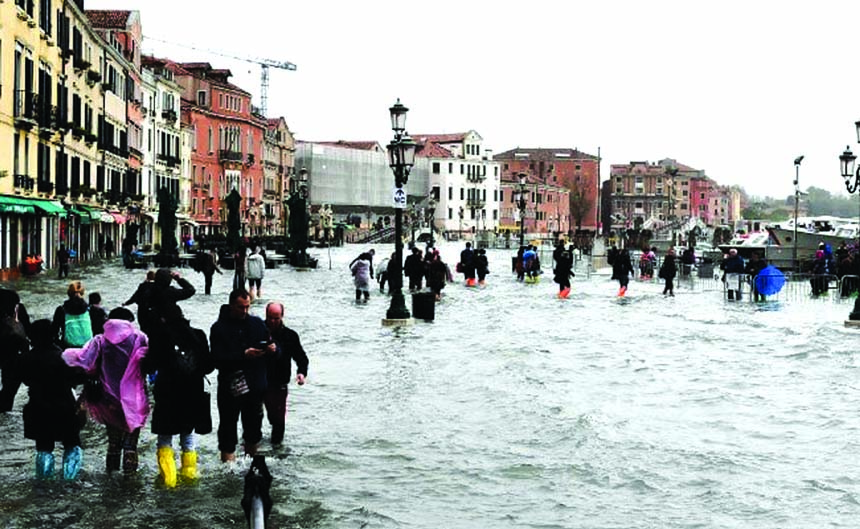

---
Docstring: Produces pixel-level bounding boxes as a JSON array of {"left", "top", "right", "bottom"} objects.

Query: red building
[
  {"left": 168, "top": 62, "right": 266, "bottom": 235},
  {"left": 494, "top": 148, "right": 599, "bottom": 235}
]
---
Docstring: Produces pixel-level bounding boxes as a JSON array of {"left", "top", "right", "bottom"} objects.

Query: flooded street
[{"left": 0, "top": 243, "right": 858, "bottom": 529}]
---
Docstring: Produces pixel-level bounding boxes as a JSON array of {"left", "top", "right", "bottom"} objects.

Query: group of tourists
[
  {"left": 457, "top": 242, "right": 489, "bottom": 287},
  {"left": 351, "top": 245, "right": 454, "bottom": 302},
  {"left": 0, "top": 271, "right": 309, "bottom": 488}
]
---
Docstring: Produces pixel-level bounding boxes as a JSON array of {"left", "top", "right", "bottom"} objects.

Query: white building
[
  {"left": 414, "top": 131, "right": 500, "bottom": 236},
  {"left": 140, "top": 56, "right": 182, "bottom": 247}
]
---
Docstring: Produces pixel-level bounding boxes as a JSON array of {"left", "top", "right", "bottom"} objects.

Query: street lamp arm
[{"left": 847, "top": 167, "right": 860, "bottom": 194}]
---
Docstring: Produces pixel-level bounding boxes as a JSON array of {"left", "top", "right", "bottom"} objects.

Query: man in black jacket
[
  {"left": 211, "top": 289, "right": 278, "bottom": 462},
  {"left": 263, "top": 302, "right": 308, "bottom": 446}
]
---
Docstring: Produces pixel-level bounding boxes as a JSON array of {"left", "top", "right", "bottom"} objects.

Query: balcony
[
  {"left": 86, "top": 69, "right": 101, "bottom": 85},
  {"left": 14, "top": 90, "right": 39, "bottom": 130},
  {"left": 38, "top": 103, "right": 57, "bottom": 134},
  {"left": 166, "top": 155, "right": 180, "bottom": 168},
  {"left": 219, "top": 150, "right": 243, "bottom": 164},
  {"left": 246, "top": 153, "right": 255, "bottom": 166},
  {"left": 37, "top": 180, "right": 54, "bottom": 194},
  {"left": 466, "top": 173, "right": 486, "bottom": 183},
  {"left": 14, "top": 175, "right": 35, "bottom": 192},
  {"left": 161, "top": 109, "right": 177, "bottom": 122},
  {"left": 466, "top": 197, "right": 486, "bottom": 208},
  {"left": 73, "top": 55, "right": 91, "bottom": 71}
]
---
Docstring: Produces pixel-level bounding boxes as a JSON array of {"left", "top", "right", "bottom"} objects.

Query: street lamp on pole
[
  {"left": 383, "top": 99, "right": 417, "bottom": 325},
  {"left": 515, "top": 173, "right": 528, "bottom": 248},
  {"left": 666, "top": 165, "right": 678, "bottom": 246},
  {"left": 793, "top": 155, "right": 804, "bottom": 273},
  {"left": 838, "top": 143, "right": 860, "bottom": 321},
  {"left": 427, "top": 197, "right": 436, "bottom": 248}
]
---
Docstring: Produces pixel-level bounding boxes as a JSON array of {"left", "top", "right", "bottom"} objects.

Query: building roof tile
[
  {"left": 85, "top": 10, "right": 131, "bottom": 29},
  {"left": 317, "top": 140, "right": 383, "bottom": 151},
  {"left": 416, "top": 141, "right": 454, "bottom": 158},
  {"left": 412, "top": 132, "right": 468, "bottom": 144},
  {"left": 494, "top": 147, "right": 599, "bottom": 161}
]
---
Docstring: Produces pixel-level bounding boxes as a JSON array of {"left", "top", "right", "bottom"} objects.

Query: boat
[
  {"left": 766, "top": 216, "right": 858, "bottom": 260},
  {"left": 717, "top": 231, "right": 794, "bottom": 270}
]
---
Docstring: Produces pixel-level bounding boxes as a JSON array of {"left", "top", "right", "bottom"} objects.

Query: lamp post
[
  {"left": 793, "top": 155, "right": 804, "bottom": 273},
  {"left": 427, "top": 197, "right": 436, "bottom": 247},
  {"left": 384, "top": 99, "right": 417, "bottom": 324},
  {"left": 515, "top": 173, "right": 528, "bottom": 248},
  {"left": 839, "top": 144, "right": 860, "bottom": 321},
  {"left": 666, "top": 166, "right": 678, "bottom": 246}
]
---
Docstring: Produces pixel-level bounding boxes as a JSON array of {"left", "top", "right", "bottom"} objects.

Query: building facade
[
  {"left": 414, "top": 131, "right": 500, "bottom": 236},
  {"left": 263, "top": 117, "right": 294, "bottom": 236},
  {"left": 494, "top": 148, "right": 598, "bottom": 235}
]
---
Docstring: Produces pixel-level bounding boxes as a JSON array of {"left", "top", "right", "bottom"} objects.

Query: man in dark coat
[
  {"left": 459, "top": 242, "right": 476, "bottom": 286},
  {"left": 263, "top": 302, "right": 308, "bottom": 446},
  {"left": 403, "top": 247, "right": 425, "bottom": 292},
  {"left": 720, "top": 248, "right": 746, "bottom": 301},
  {"left": 211, "top": 288, "right": 278, "bottom": 462},
  {"left": 745, "top": 252, "right": 768, "bottom": 302}
]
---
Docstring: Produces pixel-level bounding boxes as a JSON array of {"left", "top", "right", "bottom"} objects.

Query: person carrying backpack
[
  {"left": 51, "top": 281, "right": 94, "bottom": 348},
  {"left": 143, "top": 305, "right": 214, "bottom": 488}
]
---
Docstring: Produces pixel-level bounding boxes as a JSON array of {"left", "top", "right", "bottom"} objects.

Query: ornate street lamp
[
  {"left": 384, "top": 99, "right": 416, "bottom": 324},
  {"left": 838, "top": 139, "right": 860, "bottom": 321},
  {"left": 793, "top": 155, "right": 804, "bottom": 273},
  {"left": 516, "top": 173, "right": 528, "bottom": 248},
  {"left": 427, "top": 197, "right": 436, "bottom": 247}
]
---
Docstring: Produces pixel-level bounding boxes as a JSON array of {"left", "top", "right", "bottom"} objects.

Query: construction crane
[{"left": 143, "top": 36, "right": 296, "bottom": 117}]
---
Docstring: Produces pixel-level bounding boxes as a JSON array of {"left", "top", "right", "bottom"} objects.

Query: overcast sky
[{"left": 88, "top": 0, "right": 860, "bottom": 200}]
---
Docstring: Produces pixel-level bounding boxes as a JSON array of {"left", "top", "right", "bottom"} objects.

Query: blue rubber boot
[
  {"left": 35, "top": 451, "right": 54, "bottom": 479},
  {"left": 62, "top": 446, "right": 82, "bottom": 480}
]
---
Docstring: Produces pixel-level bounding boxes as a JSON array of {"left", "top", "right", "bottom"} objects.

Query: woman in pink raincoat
[{"left": 63, "top": 307, "right": 149, "bottom": 474}]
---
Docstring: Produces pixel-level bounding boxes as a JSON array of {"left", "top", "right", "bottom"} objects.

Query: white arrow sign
[{"left": 393, "top": 187, "right": 407, "bottom": 209}]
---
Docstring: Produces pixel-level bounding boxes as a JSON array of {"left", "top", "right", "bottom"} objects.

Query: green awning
[
  {"left": 68, "top": 208, "right": 92, "bottom": 224},
  {"left": 28, "top": 198, "right": 67, "bottom": 216},
  {"left": 79, "top": 205, "right": 105, "bottom": 221},
  {"left": 0, "top": 196, "right": 36, "bottom": 214}
]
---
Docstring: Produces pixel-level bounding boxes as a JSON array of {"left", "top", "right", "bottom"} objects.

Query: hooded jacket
[{"left": 62, "top": 319, "right": 149, "bottom": 432}]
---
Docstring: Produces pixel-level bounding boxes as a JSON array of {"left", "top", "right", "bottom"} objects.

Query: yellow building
[{"left": 0, "top": 0, "right": 68, "bottom": 270}]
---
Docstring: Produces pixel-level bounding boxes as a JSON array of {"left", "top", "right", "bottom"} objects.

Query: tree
[{"left": 569, "top": 182, "right": 592, "bottom": 230}]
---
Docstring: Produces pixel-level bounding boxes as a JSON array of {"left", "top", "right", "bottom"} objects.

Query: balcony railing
[
  {"left": 219, "top": 150, "right": 243, "bottom": 163},
  {"left": 14, "top": 90, "right": 39, "bottom": 128},
  {"left": 37, "top": 180, "right": 54, "bottom": 194},
  {"left": 14, "top": 175, "right": 35, "bottom": 191},
  {"left": 466, "top": 173, "right": 486, "bottom": 183},
  {"left": 466, "top": 197, "right": 486, "bottom": 208},
  {"left": 161, "top": 109, "right": 177, "bottom": 122}
]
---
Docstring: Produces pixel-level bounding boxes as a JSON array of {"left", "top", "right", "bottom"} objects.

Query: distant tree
[{"left": 569, "top": 182, "right": 592, "bottom": 231}]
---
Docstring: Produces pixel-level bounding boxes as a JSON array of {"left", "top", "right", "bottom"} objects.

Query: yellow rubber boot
[
  {"left": 179, "top": 450, "right": 198, "bottom": 481},
  {"left": 157, "top": 446, "right": 177, "bottom": 488}
]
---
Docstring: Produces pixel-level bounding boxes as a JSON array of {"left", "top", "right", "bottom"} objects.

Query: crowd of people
[
  {"left": 0, "top": 269, "right": 309, "bottom": 487},
  {"left": 351, "top": 244, "right": 455, "bottom": 302}
]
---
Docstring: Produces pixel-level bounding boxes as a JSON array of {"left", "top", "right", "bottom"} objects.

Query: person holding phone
[
  {"left": 210, "top": 288, "right": 279, "bottom": 463},
  {"left": 263, "top": 302, "right": 309, "bottom": 446}
]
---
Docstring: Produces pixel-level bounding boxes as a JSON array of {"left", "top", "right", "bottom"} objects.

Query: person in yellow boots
[{"left": 142, "top": 305, "right": 213, "bottom": 487}]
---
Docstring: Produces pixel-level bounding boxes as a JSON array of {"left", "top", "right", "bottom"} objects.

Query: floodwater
[{"left": 0, "top": 244, "right": 857, "bottom": 529}]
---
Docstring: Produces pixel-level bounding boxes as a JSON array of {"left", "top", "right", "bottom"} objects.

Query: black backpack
[{"left": 166, "top": 322, "right": 212, "bottom": 377}]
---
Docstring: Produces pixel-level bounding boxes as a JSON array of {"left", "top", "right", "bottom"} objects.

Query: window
[
  {"left": 432, "top": 162, "right": 439, "bottom": 174},
  {"left": 499, "top": 190, "right": 504, "bottom": 202},
  {"left": 448, "top": 187, "right": 452, "bottom": 200},
  {"left": 575, "top": 164, "right": 581, "bottom": 171},
  {"left": 448, "top": 162, "right": 453, "bottom": 173},
  {"left": 208, "top": 126, "right": 213, "bottom": 152},
  {"left": 493, "top": 210, "right": 497, "bottom": 220},
  {"left": 460, "top": 164, "right": 464, "bottom": 175},
  {"left": 700, "top": 193, "right": 705, "bottom": 199},
  {"left": 448, "top": 208, "right": 452, "bottom": 220},
  {"left": 460, "top": 188, "right": 464, "bottom": 200},
  {"left": 197, "top": 90, "right": 207, "bottom": 106}
]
